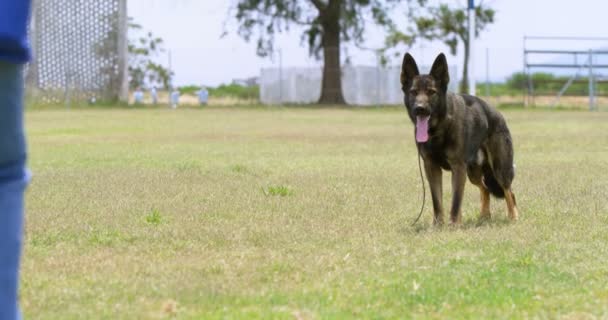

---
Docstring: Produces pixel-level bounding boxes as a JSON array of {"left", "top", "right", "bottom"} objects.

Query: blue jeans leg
[{"left": 0, "top": 61, "right": 29, "bottom": 320}]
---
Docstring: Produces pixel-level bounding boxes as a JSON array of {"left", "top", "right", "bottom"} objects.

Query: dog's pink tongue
[{"left": 416, "top": 116, "right": 430, "bottom": 142}]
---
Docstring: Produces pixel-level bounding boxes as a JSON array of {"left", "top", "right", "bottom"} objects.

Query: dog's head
[{"left": 400, "top": 53, "right": 450, "bottom": 143}]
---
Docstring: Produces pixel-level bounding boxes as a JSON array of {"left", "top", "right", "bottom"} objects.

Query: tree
[
  {"left": 128, "top": 19, "right": 173, "bottom": 89},
  {"left": 231, "top": 0, "right": 405, "bottom": 104},
  {"left": 389, "top": 2, "right": 494, "bottom": 93},
  {"left": 95, "top": 12, "right": 125, "bottom": 102}
]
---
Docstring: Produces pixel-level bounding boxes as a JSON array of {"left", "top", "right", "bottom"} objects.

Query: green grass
[
  {"left": 145, "top": 208, "right": 163, "bottom": 225},
  {"left": 22, "top": 106, "right": 608, "bottom": 319},
  {"left": 263, "top": 185, "right": 294, "bottom": 197}
]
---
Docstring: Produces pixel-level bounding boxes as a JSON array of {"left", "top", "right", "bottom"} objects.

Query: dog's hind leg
[
  {"left": 487, "top": 130, "right": 519, "bottom": 221},
  {"left": 467, "top": 162, "right": 491, "bottom": 219},
  {"left": 504, "top": 188, "right": 519, "bottom": 221},
  {"left": 480, "top": 187, "right": 491, "bottom": 219}
]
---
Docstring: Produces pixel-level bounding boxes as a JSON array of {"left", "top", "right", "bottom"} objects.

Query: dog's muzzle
[{"left": 413, "top": 105, "right": 430, "bottom": 117}]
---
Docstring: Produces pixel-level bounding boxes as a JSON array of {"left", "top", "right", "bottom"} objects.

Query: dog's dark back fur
[{"left": 401, "top": 53, "right": 518, "bottom": 223}]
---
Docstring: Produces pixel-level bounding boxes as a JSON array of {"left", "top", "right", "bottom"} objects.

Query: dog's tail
[{"left": 482, "top": 164, "right": 505, "bottom": 198}]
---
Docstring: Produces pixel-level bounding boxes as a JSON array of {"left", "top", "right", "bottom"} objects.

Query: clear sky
[{"left": 128, "top": 0, "right": 608, "bottom": 87}]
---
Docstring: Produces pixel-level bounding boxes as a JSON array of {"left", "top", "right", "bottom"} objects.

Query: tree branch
[{"left": 309, "top": 0, "right": 326, "bottom": 12}]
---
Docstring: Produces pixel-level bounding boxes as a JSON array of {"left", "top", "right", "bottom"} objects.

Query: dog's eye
[
  {"left": 409, "top": 89, "right": 418, "bottom": 95},
  {"left": 428, "top": 89, "right": 436, "bottom": 95}
]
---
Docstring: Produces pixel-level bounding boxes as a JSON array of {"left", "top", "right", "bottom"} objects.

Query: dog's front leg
[
  {"left": 423, "top": 160, "right": 444, "bottom": 225},
  {"left": 450, "top": 164, "right": 467, "bottom": 224}
]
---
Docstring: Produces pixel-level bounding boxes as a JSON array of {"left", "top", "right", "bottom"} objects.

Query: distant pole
[
  {"left": 485, "top": 47, "right": 490, "bottom": 97},
  {"left": 523, "top": 36, "right": 527, "bottom": 107},
  {"left": 468, "top": 0, "right": 476, "bottom": 95},
  {"left": 589, "top": 49, "right": 595, "bottom": 111},
  {"left": 168, "top": 50, "right": 173, "bottom": 86},
  {"left": 376, "top": 51, "right": 381, "bottom": 108},
  {"left": 168, "top": 50, "right": 173, "bottom": 107},
  {"left": 278, "top": 48, "right": 283, "bottom": 105}
]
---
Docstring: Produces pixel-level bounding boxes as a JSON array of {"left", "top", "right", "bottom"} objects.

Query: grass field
[{"left": 22, "top": 106, "right": 608, "bottom": 319}]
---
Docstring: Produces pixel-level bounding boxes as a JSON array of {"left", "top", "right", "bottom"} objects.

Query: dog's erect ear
[
  {"left": 401, "top": 53, "right": 419, "bottom": 91},
  {"left": 430, "top": 53, "right": 450, "bottom": 92}
]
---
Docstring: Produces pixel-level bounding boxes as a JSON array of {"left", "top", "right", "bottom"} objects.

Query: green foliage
[
  {"left": 475, "top": 82, "right": 520, "bottom": 96},
  {"left": 145, "top": 208, "right": 163, "bottom": 225},
  {"left": 178, "top": 85, "right": 202, "bottom": 95},
  {"left": 263, "top": 185, "right": 293, "bottom": 197},
  {"left": 87, "top": 229, "right": 135, "bottom": 247},
  {"left": 230, "top": 164, "right": 250, "bottom": 174},
  {"left": 209, "top": 84, "right": 259, "bottom": 99},
  {"left": 410, "top": 4, "right": 495, "bottom": 53},
  {"left": 128, "top": 18, "right": 173, "bottom": 89},
  {"left": 387, "top": 2, "right": 495, "bottom": 92},
  {"left": 508, "top": 72, "right": 549, "bottom": 90},
  {"left": 179, "top": 84, "right": 259, "bottom": 100},
  {"left": 230, "top": 0, "right": 419, "bottom": 103},
  {"left": 231, "top": 0, "right": 406, "bottom": 58},
  {"left": 94, "top": 13, "right": 123, "bottom": 102},
  {"left": 506, "top": 72, "right": 600, "bottom": 95}
]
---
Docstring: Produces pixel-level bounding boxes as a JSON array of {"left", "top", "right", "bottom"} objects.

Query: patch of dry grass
[{"left": 22, "top": 107, "right": 608, "bottom": 319}]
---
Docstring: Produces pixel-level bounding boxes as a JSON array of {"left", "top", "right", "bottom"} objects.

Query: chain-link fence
[{"left": 27, "top": 0, "right": 128, "bottom": 106}]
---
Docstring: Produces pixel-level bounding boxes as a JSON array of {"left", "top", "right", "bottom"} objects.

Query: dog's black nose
[{"left": 414, "top": 106, "right": 426, "bottom": 115}]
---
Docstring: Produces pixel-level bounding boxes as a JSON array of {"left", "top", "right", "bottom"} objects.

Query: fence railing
[{"left": 524, "top": 36, "right": 608, "bottom": 110}]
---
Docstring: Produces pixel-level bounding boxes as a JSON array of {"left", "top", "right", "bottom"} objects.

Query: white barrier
[{"left": 260, "top": 65, "right": 459, "bottom": 105}]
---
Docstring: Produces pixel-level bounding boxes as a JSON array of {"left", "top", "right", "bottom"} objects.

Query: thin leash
[{"left": 411, "top": 143, "right": 426, "bottom": 226}]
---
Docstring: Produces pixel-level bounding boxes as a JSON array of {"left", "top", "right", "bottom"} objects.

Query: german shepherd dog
[{"left": 401, "top": 53, "right": 519, "bottom": 225}]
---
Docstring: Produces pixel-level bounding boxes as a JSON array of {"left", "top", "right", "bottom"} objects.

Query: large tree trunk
[{"left": 318, "top": 2, "right": 346, "bottom": 104}]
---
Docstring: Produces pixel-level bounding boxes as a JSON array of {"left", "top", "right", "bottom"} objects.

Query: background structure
[
  {"left": 523, "top": 36, "right": 608, "bottom": 110},
  {"left": 260, "top": 65, "right": 459, "bottom": 105},
  {"left": 27, "top": 0, "right": 128, "bottom": 105}
]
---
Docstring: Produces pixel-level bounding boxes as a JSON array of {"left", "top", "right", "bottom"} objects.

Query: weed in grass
[
  {"left": 145, "top": 208, "right": 163, "bottom": 225},
  {"left": 230, "top": 164, "right": 249, "bottom": 174},
  {"left": 88, "top": 229, "right": 125, "bottom": 246},
  {"left": 175, "top": 160, "right": 201, "bottom": 173},
  {"left": 263, "top": 185, "right": 293, "bottom": 197},
  {"left": 29, "top": 231, "right": 75, "bottom": 248}
]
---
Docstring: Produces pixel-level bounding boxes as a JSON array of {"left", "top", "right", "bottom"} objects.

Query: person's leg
[{"left": 0, "top": 61, "right": 29, "bottom": 320}]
